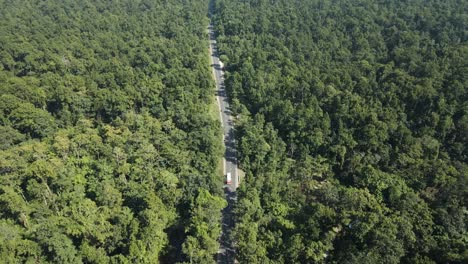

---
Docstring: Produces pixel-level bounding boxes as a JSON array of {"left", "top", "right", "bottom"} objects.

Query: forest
[
  {"left": 212, "top": 0, "right": 467, "bottom": 263},
  {"left": 0, "top": 0, "right": 226, "bottom": 263},
  {"left": 1, "top": 0, "right": 467, "bottom": 263}
]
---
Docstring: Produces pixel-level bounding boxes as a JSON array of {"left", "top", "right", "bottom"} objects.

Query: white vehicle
[
  {"left": 226, "top": 172, "right": 232, "bottom": 184},
  {"left": 219, "top": 61, "right": 224, "bottom": 69}
]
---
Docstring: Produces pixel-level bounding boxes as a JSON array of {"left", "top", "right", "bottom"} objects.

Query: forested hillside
[
  {"left": 0, "top": 0, "right": 226, "bottom": 263},
  {"left": 212, "top": 0, "right": 467, "bottom": 263}
]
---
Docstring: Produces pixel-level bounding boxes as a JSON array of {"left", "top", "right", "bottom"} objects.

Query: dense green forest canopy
[
  {"left": 212, "top": 0, "right": 467, "bottom": 263},
  {"left": 0, "top": 0, "right": 226, "bottom": 263}
]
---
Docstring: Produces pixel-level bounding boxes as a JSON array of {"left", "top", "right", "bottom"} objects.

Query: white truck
[
  {"left": 219, "top": 60, "right": 224, "bottom": 70},
  {"left": 226, "top": 172, "right": 231, "bottom": 184}
]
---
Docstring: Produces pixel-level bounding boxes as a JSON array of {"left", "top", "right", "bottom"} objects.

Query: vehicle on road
[{"left": 226, "top": 172, "right": 231, "bottom": 184}]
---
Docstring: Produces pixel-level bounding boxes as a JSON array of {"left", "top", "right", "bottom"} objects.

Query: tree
[{"left": 182, "top": 189, "right": 227, "bottom": 263}]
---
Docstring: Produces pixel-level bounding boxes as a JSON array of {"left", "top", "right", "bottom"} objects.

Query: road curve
[{"left": 208, "top": 21, "right": 238, "bottom": 264}]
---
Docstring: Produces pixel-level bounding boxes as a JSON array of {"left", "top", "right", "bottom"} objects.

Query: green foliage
[
  {"left": 0, "top": 126, "right": 25, "bottom": 150},
  {"left": 213, "top": 0, "right": 467, "bottom": 262},
  {"left": 182, "top": 189, "right": 227, "bottom": 264},
  {"left": 0, "top": 0, "right": 224, "bottom": 262},
  {"left": 9, "top": 103, "right": 57, "bottom": 138}
]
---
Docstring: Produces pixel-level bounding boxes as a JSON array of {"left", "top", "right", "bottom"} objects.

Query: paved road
[
  {"left": 208, "top": 22, "right": 238, "bottom": 264},
  {"left": 208, "top": 26, "right": 238, "bottom": 192}
]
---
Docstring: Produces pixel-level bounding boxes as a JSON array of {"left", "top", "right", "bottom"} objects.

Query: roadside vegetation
[
  {"left": 0, "top": 0, "right": 226, "bottom": 263},
  {"left": 212, "top": 0, "right": 467, "bottom": 263}
]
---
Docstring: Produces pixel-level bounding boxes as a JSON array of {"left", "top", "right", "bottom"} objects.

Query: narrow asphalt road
[
  {"left": 208, "top": 26, "right": 238, "bottom": 192},
  {"left": 208, "top": 21, "right": 238, "bottom": 264}
]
